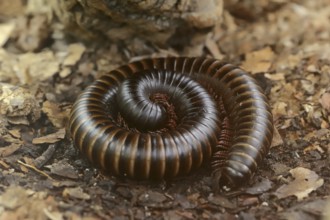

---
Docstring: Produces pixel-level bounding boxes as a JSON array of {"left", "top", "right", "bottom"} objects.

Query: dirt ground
[{"left": 0, "top": 0, "right": 329, "bottom": 219}]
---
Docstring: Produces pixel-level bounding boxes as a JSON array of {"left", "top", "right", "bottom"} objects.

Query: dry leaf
[
  {"left": 0, "top": 83, "right": 41, "bottom": 123},
  {"left": 0, "top": 22, "right": 15, "bottom": 47},
  {"left": 272, "top": 101, "right": 288, "bottom": 119},
  {"left": 15, "top": 14, "right": 51, "bottom": 52},
  {"left": 32, "top": 128, "right": 66, "bottom": 144},
  {"left": 0, "top": 186, "right": 28, "bottom": 209},
  {"left": 205, "top": 34, "right": 224, "bottom": 60},
  {"left": 241, "top": 47, "right": 275, "bottom": 74},
  {"left": 63, "top": 187, "right": 91, "bottom": 200},
  {"left": 0, "top": 186, "right": 58, "bottom": 220},
  {"left": 245, "top": 177, "right": 273, "bottom": 195},
  {"left": 264, "top": 72, "right": 285, "bottom": 81},
  {"left": 62, "top": 43, "right": 86, "bottom": 66},
  {"left": 320, "top": 92, "right": 330, "bottom": 112},
  {"left": 324, "top": 199, "right": 330, "bottom": 220},
  {"left": 274, "top": 167, "right": 324, "bottom": 201},
  {"left": 17, "top": 50, "right": 60, "bottom": 84},
  {"left": 46, "top": 159, "right": 79, "bottom": 179},
  {"left": 0, "top": 1, "right": 25, "bottom": 17},
  {"left": 0, "top": 143, "right": 21, "bottom": 157},
  {"left": 59, "top": 67, "right": 71, "bottom": 78},
  {"left": 42, "top": 101, "right": 69, "bottom": 128},
  {"left": 0, "top": 160, "right": 10, "bottom": 169},
  {"left": 7, "top": 129, "right": 21, "bottom": 139},
  {"left": 271, "top": 127, "right": 284, "bottom": 148}
]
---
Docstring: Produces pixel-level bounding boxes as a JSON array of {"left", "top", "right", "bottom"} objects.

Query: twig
[
  {"left": 17, "top": 160, "right": 55, "bottom": 181},
  {"left": 34, "top": 144, "right": 57, "bottom": 168}
]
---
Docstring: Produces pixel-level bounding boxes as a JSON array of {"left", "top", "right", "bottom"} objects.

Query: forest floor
[{"left": 0, "top": 0, "right": 329, "bottom": 219}]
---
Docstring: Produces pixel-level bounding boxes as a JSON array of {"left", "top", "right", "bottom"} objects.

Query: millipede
[{"left": 69, "top": 57, "right": 273, "bottom": 188}]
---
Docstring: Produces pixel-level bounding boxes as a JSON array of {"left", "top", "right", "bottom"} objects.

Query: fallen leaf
[
  {"left": 271, "top": 127, "right": 284, "bottom": 148},
  {"left": 63, "top": 187, "right": 91, "bottom": 200},
  {"left": 238, "top": 196, "right": 259, "bottom": 207},
  {"left": 32, "top": 128, "right": 66, "bottom": 144},
  {"left": 42, "top": 101, "right": 69, "bottom": 128},
  {"left": 320, "top": 92, "right": 330, "bottom": 112},
  {"left": 15, "top": 14, "right": 51, "bottom": 52},
  {"left": 17, "top": 50, "right": 60, "bottom": 84},
  {"left": 176, "top": 210, "right": 195, "bottom": 220},
  {"left": 245, "top": 177, "right": 273, "bottom": 195},
  {"left": 7, "top": 129, "right": 21, "bottom": 139},
  {"left": 138, "top": 191, "right": 167, "bottom": 206},
  {"left": 0, "top": 22, "right": 15, "bottom": 47},
  {"left": 59, "top": 67, "right": 71, "bottom": 78},
  {"left": 46, "top": 159, "right": 79, "bottom": 179},
  {"left": 205, "top": 34, "right": 224, "bottom": 60},
  {"left": 265, "top": 72, "right": 285, "bottom": 81},
  {"left": 43, "top": 208, "right": 64, "bottom": 220},
  {"left": 274, "top": 167, "right": 324, "bottom": 201},
  {"left": 0, "top": 143, "right": 21, "bottom": 157},
  {"left": 0, "top": 1, "right": 25, "bottom": 17},
  {"left": 207, "top": 194, "right": 236, "bottom": 209},
  {"left": 280, "top": 198, "right": 328, "bottom": 220},
  {"left": 241, "top": 47, "right": 275, "bottom": 74},
  {"left": 62, "top": 43, "right": 86, "bottom": 66},
  {"left": 0, "top": 160, "right": 10, "bottom": 169},
  {"left": 0, "top": 186, "right": 28, "bottom": 209},
  {"left": 271, "top": 163, "right": 291, "bottom": 176},
  {"left": 0, "top": 83, "right": 41, "bottom": 123},
  {"left": 324, "top": 199, "right": 330, "bottom": 220}
]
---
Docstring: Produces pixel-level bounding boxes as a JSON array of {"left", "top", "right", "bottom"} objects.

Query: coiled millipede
[{"left": 69, "top": 57, "right": 273, "bottom": 188}]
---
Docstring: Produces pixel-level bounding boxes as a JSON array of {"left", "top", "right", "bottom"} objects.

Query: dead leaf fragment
[
  {"left": 138, "top": 191, "right": 167, "bottom": 206},
  {"left": 241, "top": 47, "right": 275, "bottom": 74},
  {"left": 0, "top": 22, "right": 15, "bottom": 47},
  {"left": 32, "top": 128, "right": 66, "bottom": 144},
  {"left": 43, "top": 208, "right": 64, "bottom": 220},
  {"left": 207, "top": 194, "right": 236, "bottom": 209},
  {"left": 0, "top": 186, "right": 59, "bottom": 220},
  {"left": 274, "top": 167, "right": 324, "bottom": 201},
  {"left": 320, "top": 92, "right": 330, "bottom": 112},
  {"left": 245, "top": 177, "right": 273, "bottom": 195},
  {"left": 0, "top": 143, "right": 21, "bottom": 157},
  {"left": 63, "top": 43, "right": 86, "bottom": 66},
  {"left": 0, "top": 1, "right": 25, "bottom": 17},
  {"left": 42, "top": 101, "right": 69, "bottom": 128},
  {"left": 8, "top": 129, "right": 21, "bottom": 139},
  {"left": 46, "top": 159, "right": 79, "bottom": 179},
  {"left": 265, "top": 72, "right": 285, "bottom": 81},
  {"left": 271, "top": 127, "right": 284, "bottom": 148},
  {"left": 0, "top": 83, "right": 41, "bottom": 123},
  {"left": 205, "top": 34, "right": 224, "bottom": 60},
  {"left": 17, "top": 50, "right": 60, "bottom": 84},
  {"left": 15, "top": 14, "right": 51, "bottom": 52},
  {"left": 281, "top": 198, "right": 328, "bottom": 220},
  {"left": 324, "top": 199, "right": 330, "bottom": 220},
  {"left": 63, "top": 187, "right": 91, "bottom": 200},
  {"left": 271, "top": 163, "right": 291, "bottom": 176},
  {"left": 0, "top": 186, "right": 28, "bottom": 209}
]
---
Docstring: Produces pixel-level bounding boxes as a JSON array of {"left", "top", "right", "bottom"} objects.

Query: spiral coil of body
[{"left": 69, "top": 57, "right": 273, "bottom": 187}]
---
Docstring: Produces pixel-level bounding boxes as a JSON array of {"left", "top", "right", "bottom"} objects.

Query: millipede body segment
[{"left": 69, "top": 57, "right": 273, "bottom": 188}]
